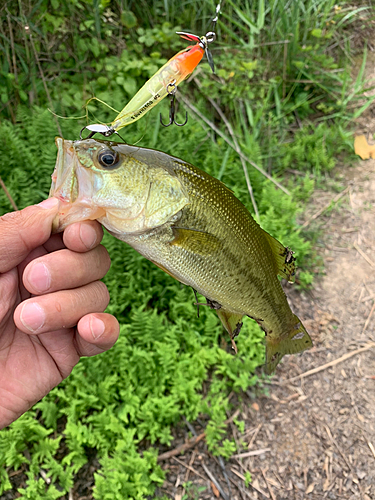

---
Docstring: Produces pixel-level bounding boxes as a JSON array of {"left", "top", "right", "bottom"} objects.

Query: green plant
[
  {"left": 0, "top": 0, "right": 365, "bottom": 497},
  {"left": 182, "top": 481, "right": 207, "bottom": 500}
]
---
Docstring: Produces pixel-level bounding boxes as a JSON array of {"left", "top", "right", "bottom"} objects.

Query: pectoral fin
[
  {"left": 216, "top": 308, "right": 244, "bottom": 353},
  {"left": 171, "top": 227, "right": 221, "bottom": 255}
]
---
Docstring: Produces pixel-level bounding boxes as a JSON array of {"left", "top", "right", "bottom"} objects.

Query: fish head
[{"left": 50, "top": 137, "right": 189, "bottom": 235}]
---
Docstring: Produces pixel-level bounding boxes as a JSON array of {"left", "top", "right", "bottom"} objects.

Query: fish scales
[{"left": 50, "top": 138, "right": 312, "bottom": 372}]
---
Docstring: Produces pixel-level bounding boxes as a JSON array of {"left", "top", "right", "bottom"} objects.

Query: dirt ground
[{"left": 156, "top": 62, "right": 375, "bottom": 498}]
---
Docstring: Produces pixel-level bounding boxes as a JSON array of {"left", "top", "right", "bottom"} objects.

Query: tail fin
[{"left": 265, "top": 315, "right": 312, "bottom": 374}]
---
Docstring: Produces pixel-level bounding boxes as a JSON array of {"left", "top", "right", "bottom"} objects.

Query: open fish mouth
[
  {"left": 50, "top": 138, "right": 77, "bottom": 203},
  {"left": 49, "top": 137, "right": 105, "bottom": 232}
]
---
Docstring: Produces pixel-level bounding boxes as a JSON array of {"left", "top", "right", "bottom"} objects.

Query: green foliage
[
  {"left": 0, "top": 0, "right": 362, "bottom": 497},
  {"left": 280, "top": 123, "right": 352, "bottom": 176},
  {"left": 245, "top": 470, "right": 252, "bottom": 487},
  {"left": 1, "top": 0, "right": 371, "bottom": 127}
]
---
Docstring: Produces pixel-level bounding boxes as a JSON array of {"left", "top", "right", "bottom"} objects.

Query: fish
[{"left": 50, "top": 137, "right": 312, "bottom": 373}]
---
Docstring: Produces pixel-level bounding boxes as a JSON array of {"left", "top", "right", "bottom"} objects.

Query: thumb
[{"left": 0, "top": 198, "right": 60, "bottom": 274}]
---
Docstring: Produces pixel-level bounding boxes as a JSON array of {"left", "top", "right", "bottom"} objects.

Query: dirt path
[{"left": 229, "top": 160, "right": 375, "bottom": 500}]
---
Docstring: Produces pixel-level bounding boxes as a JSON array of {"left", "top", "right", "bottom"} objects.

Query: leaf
[
  {"left": 311, "top": 28, "right": 323, "bottom": 38},
  {"left": 210, "top": 481, "right": 220, "bottom": 498},
  {"left": 354, "top": 135, "right": 375, "bottom": 159},
  {"left": 306, "top": 483, "right": 315, "bottom": 494},
  {"left": 121, "top": 11, "right": 137, "bottom": 29}
]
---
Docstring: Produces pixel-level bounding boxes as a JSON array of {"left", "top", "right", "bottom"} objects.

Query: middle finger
[{"left": 23, "top": 245, "right": 111, "bottom": 295}]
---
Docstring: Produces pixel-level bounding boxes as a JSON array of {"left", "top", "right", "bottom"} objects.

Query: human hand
[{"left": 0, "top": 198, "right": 119, "bottom": 429}]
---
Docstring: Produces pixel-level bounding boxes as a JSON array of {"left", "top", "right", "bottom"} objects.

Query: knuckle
[
  {"left": 72, "top": 281, "right": 109, "bottom": 313},
  {"left": 93, "top": 281, "right": 110, "bottom": 308},
  {"left": 0, "top": 207, "right": 47, "bottom": 256},
  {"left": 94, "top": 245, "right": 111, "bottom": 273},
  {"left": 0, "top": 272, "right": 18, "bottom": 323}
]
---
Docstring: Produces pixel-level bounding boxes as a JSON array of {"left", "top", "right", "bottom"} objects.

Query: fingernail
[
  {"left": 28, "top": 262, "right": 51, "bottom": 293},
  {"left": 90, "top": 316, "right": 105, "bottom": 340},
  {"left": 20, "top": 302, "right": 45, "bottom": 332},
  {"left": 79, "top": 224, "right": 97, "bottom": 250},
  {"left": 38, "top": 198, "right": 59, "bottom": 210}
]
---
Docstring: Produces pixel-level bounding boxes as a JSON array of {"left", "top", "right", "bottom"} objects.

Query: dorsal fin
[{"left": 263, "top": 231, "right": 296, "bottom": 283}]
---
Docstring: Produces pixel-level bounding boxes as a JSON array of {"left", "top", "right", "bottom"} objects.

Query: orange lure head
[
  {"left": 176, "top": 31, "right": 216, "bottom": 73},
  {"left": 171, "top": 44, "right": 205, "bottom": 76}
]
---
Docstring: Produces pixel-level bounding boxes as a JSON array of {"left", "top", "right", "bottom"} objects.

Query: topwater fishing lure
[{"left": 80, "top": 2, "right": 222, "bottom": 139}]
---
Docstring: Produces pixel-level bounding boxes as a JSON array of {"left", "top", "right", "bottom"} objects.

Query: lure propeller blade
[
  {"left": 176, "top": 31, "right": 201, "bottom": 43},
  {"left": 206, "top": 47, "right": 215, "bottom": 74}
]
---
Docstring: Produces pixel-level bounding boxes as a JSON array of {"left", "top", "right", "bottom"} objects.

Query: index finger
[
  {"left": 0, "top": 199, "right": 59, "bottom": 274},
  {"left": 63, "top": 220, "right": 104, "bottom": 253}
]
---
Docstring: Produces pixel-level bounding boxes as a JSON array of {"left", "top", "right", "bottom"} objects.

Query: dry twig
[
  {"left": 362, "top": 302, "right": 375, "bottom": 335},
  {"left": 232, "top": 448, "right": 271, "bottom": 459},
  {"left": 261, "top": 469, "right": 276, "bottom": 500},
  {"left": 180, "top": 94, "right": 291, "bottom": 196},
  {"left": 181, "top": 451, "right": 196, "bottom": 497},
  {"left": 231, "top": 468, "right": 269, "bottom": 498},
  {"left": 0, "top": 176, "right": 18, "bottom": 211},
  {"left": 217, "top": 455, "right": 232, "bottom": 497},
  {"left": 158, "top": 410, "right": 241, "bottom": 461},
  {"left": 300, "top": 186, "right": 349, "bottom": 230},
  {"left": 172, "top": 456, "right": 206, "bottom": 481},
  {"left": 201, "top": 462, "right": 230, "bottom": 500},
  {"left": 353, "top": 243, "right": 375, "bottom": 268},
  {"left": 279, "top": 343, "right": 375, "bottom": 384},
  {"left": 158, "top": 432, "right": 205, "bottom": 461},
  {"left": 194, "top": 78, "right": 259, "bottom": 220},
  {"left": 367, "top": 441, "right": 375, "bottom": 460},
  {"left": 27, "top": 28, "right": 63, "bottom": 136},
  {"left": 324, "top": 424, "right": 351, "bottom": 471},
  {"left": 228, "top": 476, "right": 254, "bottom": 499}
]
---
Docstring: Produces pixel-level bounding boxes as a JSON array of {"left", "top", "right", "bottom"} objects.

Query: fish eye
[{"left": 98, "top": 150, "right": 120, "bottom": 168}]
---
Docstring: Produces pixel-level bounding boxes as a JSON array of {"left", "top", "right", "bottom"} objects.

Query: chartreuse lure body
[
  {"left": 111, "top": 37, "right": 209, "bottom": 132},
  {"left": 82, "top": 32, "right": 215, "bottom": 139},
  {"left": 50, "top": 138, "right": 312, "bottom": 373}
]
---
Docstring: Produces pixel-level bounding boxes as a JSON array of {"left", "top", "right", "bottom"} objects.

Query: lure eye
[{"left": 98, "top": 150, "right": 120, "bottom": 168}]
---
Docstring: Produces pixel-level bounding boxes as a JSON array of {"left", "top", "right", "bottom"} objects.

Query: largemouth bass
[{"left": 50, "top": 138, "right": 312, "bottom": 373}]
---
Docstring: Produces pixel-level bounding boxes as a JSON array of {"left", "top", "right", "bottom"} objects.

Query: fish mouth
[{"left": 50, "top": 137, "right": 105, "bottom": 232}]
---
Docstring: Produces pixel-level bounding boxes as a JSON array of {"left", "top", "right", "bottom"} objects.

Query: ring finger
[{"left": 14, "top": 281, "right": 110, "bottom": 334}]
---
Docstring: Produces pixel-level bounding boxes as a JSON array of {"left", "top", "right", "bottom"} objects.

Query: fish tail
[{"left": 265, "top": 314, "right": 312, "bottom": 374}]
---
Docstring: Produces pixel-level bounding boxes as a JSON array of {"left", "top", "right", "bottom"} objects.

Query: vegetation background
[{"left": 0, "top": 0, "right": 373, "bottom": 498}]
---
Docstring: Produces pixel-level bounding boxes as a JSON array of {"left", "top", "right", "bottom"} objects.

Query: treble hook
[{"left": 160, "top": 81, "right": 188, "bottom": 127}]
